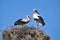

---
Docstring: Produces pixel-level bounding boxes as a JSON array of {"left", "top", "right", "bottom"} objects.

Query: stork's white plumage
[
  {"left": 14, "top": 15, "right": 31, "bottom": 27},
  {"left": 33, "top": 9, "right": 45, "bottom": 29}
]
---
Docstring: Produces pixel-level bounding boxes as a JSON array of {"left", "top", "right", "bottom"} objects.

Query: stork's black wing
[
  {"left": 38, "top": 16, "right": 45, "bottom": 26},
  {"left": 14, "top": 19, "right": 22, "bottom": 26}
]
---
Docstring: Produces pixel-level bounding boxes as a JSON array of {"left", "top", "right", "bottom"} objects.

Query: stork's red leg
[
  {"left": 21, "top": 24, "right": 23, "bottom": 28},
  {"left": 36, "top": 21, "right": 39, "bottom": 29}
]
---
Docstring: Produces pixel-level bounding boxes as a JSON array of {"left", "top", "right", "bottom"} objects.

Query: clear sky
[{"left": 0, "top": 0, "right": 60, "bottom": 40}]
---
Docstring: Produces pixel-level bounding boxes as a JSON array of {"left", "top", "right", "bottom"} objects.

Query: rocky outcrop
[{"left": 2, "top": 26, "right": 50, "bottom": 40}]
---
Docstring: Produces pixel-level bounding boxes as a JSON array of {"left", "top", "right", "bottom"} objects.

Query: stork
[
  {"left": 14, "top": 15, "right": 31, "bottom": 27},
  {"left": 33, "top": 9, "right": 45, "bottom": 29}
]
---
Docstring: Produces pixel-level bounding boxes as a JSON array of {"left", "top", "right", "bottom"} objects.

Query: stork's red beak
[{"left": 28, "top": 16, "right": 31, "bottom": 20}]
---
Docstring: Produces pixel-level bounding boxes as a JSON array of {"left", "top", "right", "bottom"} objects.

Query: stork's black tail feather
[
  {"left": 42, "top": 22, "right": 45, "bottom": 26},
  {"left": 14, "top": 23, "right": 17, "bottom": 26}
]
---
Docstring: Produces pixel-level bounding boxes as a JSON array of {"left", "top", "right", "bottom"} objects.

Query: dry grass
[{"left": 2, "top": 26, "right": 50, "bottom": 40}]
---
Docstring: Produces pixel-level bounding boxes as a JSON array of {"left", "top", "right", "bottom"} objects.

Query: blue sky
[{"left": 0, "top": 0, "right": 60, "bottom": 40}]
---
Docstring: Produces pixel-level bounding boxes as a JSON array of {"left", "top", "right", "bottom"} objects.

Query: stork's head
[
  {"left": 33, "top": 9, "right": 40, "bottom": 15},
  {"left": 26, "top": 15, "right": 31, "bottom": 21},
  {"left": 33, "top": 9, "right": 38, "bottom": 14},
  {"left": 33, "top": 9, "right": 37, "bottom": 12}
]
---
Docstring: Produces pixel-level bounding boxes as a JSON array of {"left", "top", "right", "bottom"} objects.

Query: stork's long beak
[{"left": 28, "top": 16, "right": 31, "bottom": 20}]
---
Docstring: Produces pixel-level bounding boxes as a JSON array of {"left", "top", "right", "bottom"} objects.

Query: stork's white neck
[
  {"left": 34, "top": 13, "right": 40, "bottom": 16},
  {"left": 33, "top": 13, "right": 40, "bottom": 19}
]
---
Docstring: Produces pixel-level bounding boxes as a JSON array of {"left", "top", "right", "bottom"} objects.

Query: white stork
[
  {"left": 14, "top": 15, "right": 31, "bottom": 27},
  {"left": 33, "top": 9, "right": 45, "bottom": 29}
]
